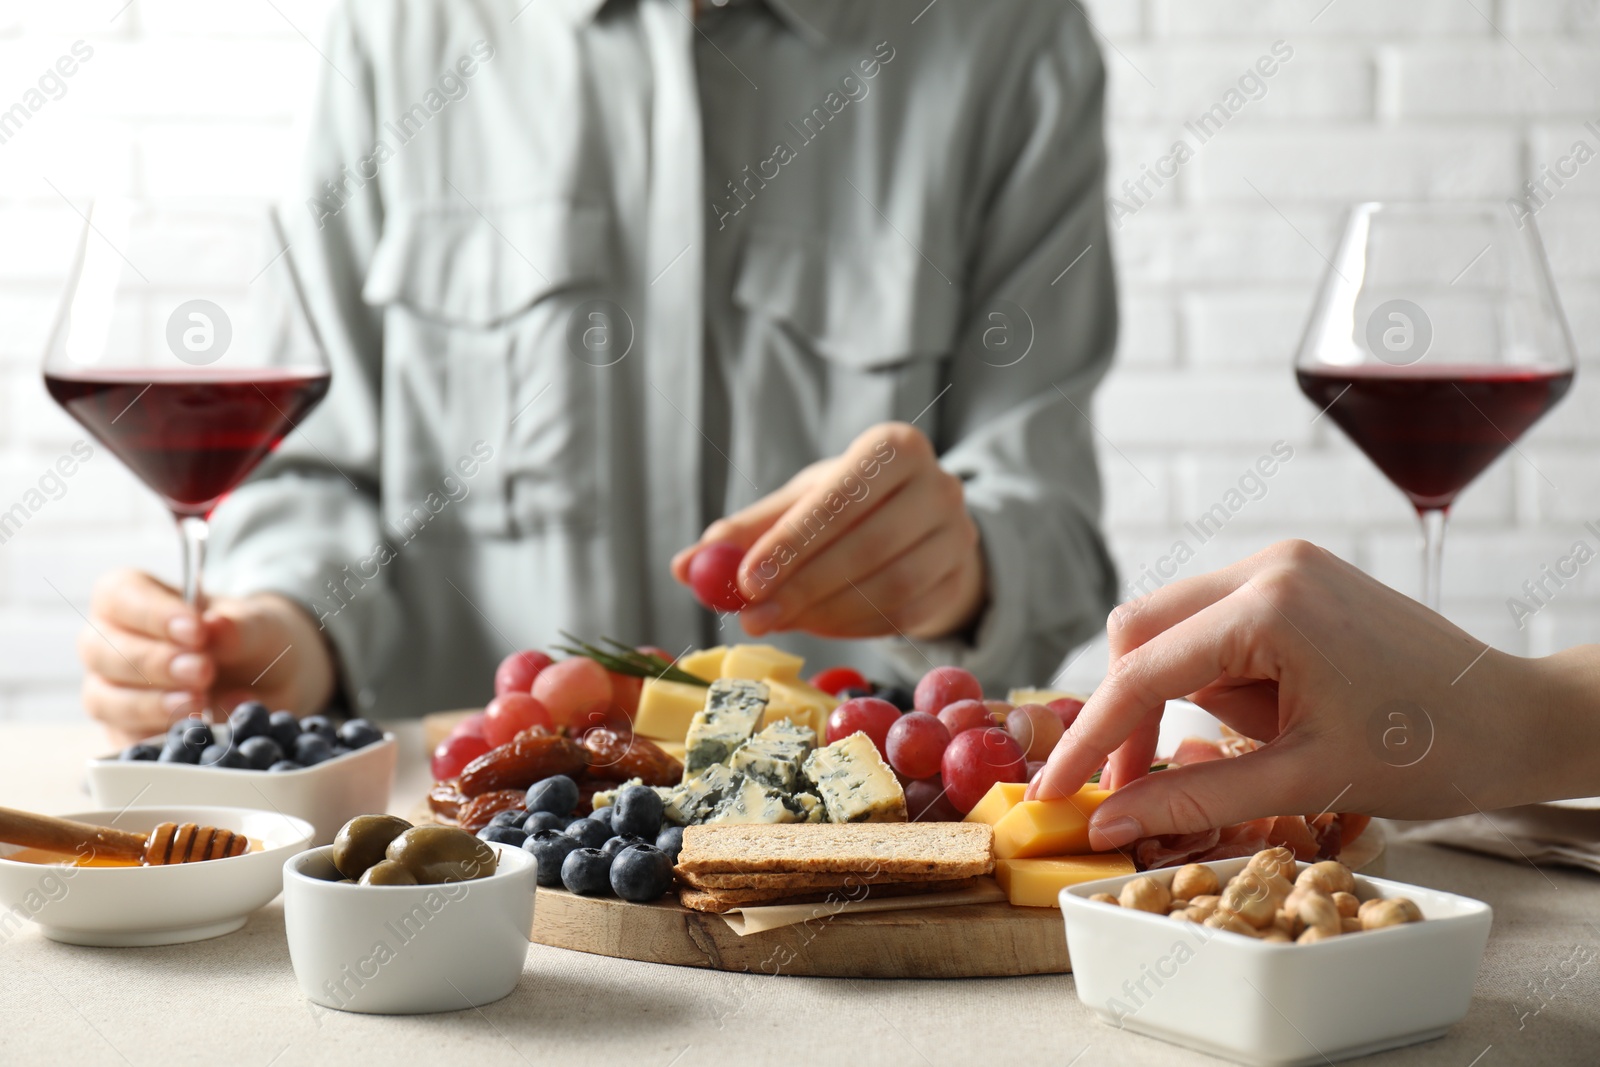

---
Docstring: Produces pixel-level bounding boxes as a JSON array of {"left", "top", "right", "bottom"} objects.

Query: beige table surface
[{"left": 2, "top": 721, "right": 1598, "bottom": 1067}]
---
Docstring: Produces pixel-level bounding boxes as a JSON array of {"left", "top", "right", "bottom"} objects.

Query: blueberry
[
  {"left": 169, "top": 718, "right": 212, "bottom": 758},
  {"left": 157, "top": 740, "right": 199, "bottom": 764},
  {"left": 523, "top": 830, "right": 580, "bottom": 887},
  {"left": 300, "top": 715, "right": 338, "bottom": 742},
  {"left": 267, "top": 760, "right": 303, "bottom": 773},
  {"left": 330, "top": 745, "right": 352, "bottom": 759},
  {"left": 293, "top": 732, "right": 334, "bottom": 766},
  {"left": 168, "top": 715, "right": 211, "bottom": 742},
  {"left": 601, "top": 834, "right": 646, "bottom": 859},
  {"left": 198, "top": 743, "right": 246, "bottom": 769},
  {"left": 873, "top": 686, "right": 915, "bottom": 712},
  {"left": 563, "top": 818, "right": 611, "bottom": 850},
  {"left": 838, "top": 686, "right": 874, "bottom": 701},
  {"left": 336, "top": 718, "right": 384, "bottom": 750},
  {"left": 612, "top": 785, "right": 664, "bottom": 840},
  {"left": 119, "top": 742, "right": 161, "bottom": 762},
  {"left": 266, "top": 711, "right": 301, "bottom": 752},
  {"left": 560, "top": 847, "right": 614, "bottom": 896},
  {"left": 610, "top": 844, "right": 674, "bottom": 902},
  {"left": 521, "top": 811, "right": 566, "bottom": 835},
  {"left": 524, "top": 775, "right": 579, "bottom": 817},
  {"left": 488, "top": 808, "right": 530, "bottom": 830},
  {"left": 237, "top": 735, "right": 284, "bottom": 771},
  {"left": 654, "top": 825, "right": 685, "bottom": 863},
  {"left": 478, "top": 825, "right": 527, "bottom": 847},
  {"left": 228, "top": 701, "right": 271, "bottom": 743},
  {"left": 588, "top": 804, "right": 616, "bottom": 831}
]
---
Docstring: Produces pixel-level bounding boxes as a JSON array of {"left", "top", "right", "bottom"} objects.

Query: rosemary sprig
[
  {"left": 553, "top": 632, "right": 709, "bottom": 687},
  {"left": 1087, "top": 762, "right": 1168, "bottom": 785}
]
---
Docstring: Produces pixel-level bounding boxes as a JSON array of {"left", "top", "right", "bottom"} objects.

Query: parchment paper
[{"left": 718, "top": 880, "right": 1008, "bottom": 935}]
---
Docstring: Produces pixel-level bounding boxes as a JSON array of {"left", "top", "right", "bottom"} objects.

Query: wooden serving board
[{"left": 531, "top": 885, "right": 1072, "bottom": 978}]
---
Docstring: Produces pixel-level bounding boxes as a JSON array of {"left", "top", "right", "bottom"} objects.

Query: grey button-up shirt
[{"left": 209, "top": 0, "right": 1119, "bottom": 717}]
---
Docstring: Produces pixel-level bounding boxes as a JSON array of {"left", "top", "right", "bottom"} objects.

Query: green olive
[
  {"left": 384, "top": 825, "right": 497, "bottom": 885},
  {"left": 332, "top": 814, "right": 413, "bottom": 881},
  {"left": 358, "top": 860, "right": 419, "bottom": 886}
]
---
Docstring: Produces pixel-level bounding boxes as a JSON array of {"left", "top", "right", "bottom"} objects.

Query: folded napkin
[{"left": 1394, "top": 802, "right": 1600, "bottom": 875}]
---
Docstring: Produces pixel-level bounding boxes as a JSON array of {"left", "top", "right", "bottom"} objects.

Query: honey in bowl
[{"left": 3, "top": 839, "right": 264, "bottom": 868}]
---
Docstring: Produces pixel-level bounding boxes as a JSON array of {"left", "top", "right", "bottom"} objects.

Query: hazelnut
[
  {"left": 1167, "top": 898, "right": 1191, "bottom": 915},
  {"left": 1361, "top": 897, "right": 1423, "bottom": 930},
  {"left": 1204, "top": 910, "right": 1258, "bottom": 936},
  {"left": 1220, "top": 879, "right": 1278, "bottom": 929},
  {"left": 1341, "top": 916, "right": 1363, "bottom": 934},
  {"left": 1120, "top": 876, "right": 1171, "bottom": 914},
  {"left": 1297, "top": 925, "right": 1337, "bottom": 944},
  {"left": 1332, "top": 891, "right": 1360, "bottom": 919},
  {"left": 1293, "top": 890, "right": 1341, "bottom": 938},
  {"left": 1272, "top": 908, "right": 1301, "bottom": 938},
  {"left": 1246, "top": 846, "right": 1297, "bottom": 881},
  {"left": 1184, "top": 897, "right": 1220, "bottom": 923},
  {"left": 1299, "top": 860, "right": 1355, "bottom": 895},
  {"left": 1171, "top": 863, "right": 1220, "bottom": 900},
  {"left": 1260, "top": 928, "right": 1292, "bottom": 943},
  {"left": 1089, "top": 892, "right": 1120, "bottom": 906}
]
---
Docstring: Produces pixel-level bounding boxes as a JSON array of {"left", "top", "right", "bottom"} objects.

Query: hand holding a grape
[{"left": 670, "top": 423, "right": 987, "bottom": 641}]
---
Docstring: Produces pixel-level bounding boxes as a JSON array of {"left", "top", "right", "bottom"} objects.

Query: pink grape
[
  {"left": 494, "top": 649, "right": 553, "bottom": 696},
  {"left": 904, "top": 778, "right": 962, "bottom": 822},
  {"left": 913, "top": 666, "right": 983, "bottom": 715},
  {"left": 532, "top": 657, "right": 614, "bottom": 729},
  {"left": 984, "top": 699, "right": 1014, "bottom": 719},
  {"left": 937, "top": 698, "right": 996, "bottom": 738},
  {"left": 483, "top": 693, "right": 554, "bottom": 748},
  {"left": 885, "top": 712, "right": 951, "bottom": 780},
  {"left": 940, "top": 727, "right": 1028, "bottom": 813},
  {"left": 688, "top": 541, "right": 748, "bottom": 612},
  {"left": 826, "top": 697, "right": 901, "bottom": 754},
  {"left": 431, "top": 733, "right": 490, "bottom": 781},
  {"left": 1046, "top": 696, "right": 1086, "bottom": 730},
  {"left": 1005, "top": 703, "right": 1065, "bottom": 761},
  {"left": 449, "top": 711, "right": 488, "bottom": 741}
]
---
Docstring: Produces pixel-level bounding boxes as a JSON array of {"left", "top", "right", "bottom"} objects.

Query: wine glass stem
[
  {"left": 177, "top": 514, "right": 209, "bottom": 612},
  {"left": 1419, "top": 507, "right": 1447, "bottom": 613}
]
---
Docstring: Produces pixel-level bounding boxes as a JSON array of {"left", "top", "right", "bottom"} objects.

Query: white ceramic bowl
[
  {"left": 0, "top": 805, "right": 313, "bottom": 946},
  {"left": 282, "top": 842, "right": 535, "bottom": 1015},
  {"left": 1060, "top": 858, "right": 1492, "bottom": 1066},
  {"left": 87, "top": 735, "right": 397, "bottom": 846}
]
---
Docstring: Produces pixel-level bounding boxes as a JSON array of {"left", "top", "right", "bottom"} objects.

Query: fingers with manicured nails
[
  {"left": 1086, "top": 743, "right": 1315, "bottom": 850},
  {"left": 81, "top": 674, "right": 177, "bottom": 741},
  {"left": 90, "top": 569, "right": 203, "bottom": 648},
  {"left": 75, "top": 624, "right": 214, "bottom": 690},
  {"left": 1105, "top": 559, "right": 1257, "bottom": 662}
]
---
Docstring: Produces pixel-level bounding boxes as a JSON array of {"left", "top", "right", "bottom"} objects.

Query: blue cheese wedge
[
  {"left": 802, "top": 731, "right": 908, "bottom": 823},
  {"left": 786, "top": 791, "right": 826, "bottom": 823},
  {"left": 683, "top": 679, "right": 770, "bottom": 779},
  {"left": 704, "top": 774, "right": 799, "bottom": 825},
  {"left": 729, "top": 720, "right": 816, "bottom": 793},
  {"left": 665, "top": 763, "right": 745, "bottom": 825}
]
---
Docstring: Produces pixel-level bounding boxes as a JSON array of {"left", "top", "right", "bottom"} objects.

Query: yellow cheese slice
[
  {"left": 633, "top": 679, "right": 709, "bottom": 742},
  {"left": 964, "top": 782, "right": 1029, "bottom": 827},
  {"left": 653, "top": 739, "right": 687, "bottom": 763},
  {"left": 677, "top": 646, "right": 727, "bottom": 682},
  {"left": 992, "top": 787, "right": 1114, "bottom": 859},
  {"left": 995, "top": 854, "right": 1136, "bottom": 908},
  {"left": 1006, "top": 688, "right": 1087, "bottom": 707},
  {"left": 759, "top": 678, "right": 837, "bottom": 739},
  {"left": 721, "top": 644, "right": 804, "bottom": 684}
]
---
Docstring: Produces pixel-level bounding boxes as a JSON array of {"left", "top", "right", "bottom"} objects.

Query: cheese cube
[
  {"left": 760, "top": 678, "right": 838, "bottom": 739},
  {"left": 964, "top": 782, "right": 1029, "bottom": 827},
  {"left": 721, "top": 644, "right": 805, "bottom": 683},
  {"left": 683, "top": 679, "right": 769, "bottom": 778},
  {"left": 802, "top": 731, "right": 906, "bottom": 823},
  {"left": 703, "top": 775, "right": 799, "bottom": 825},
  {"left": 995, "top": 855, "right": 1136, "bottom": 908},
  {"left": 1006, "top": 688, "right": 1086, "bottom": 707},
  {"left": 664, "top": 764, "right": 744, "bottom": 824},
  {"left": 677, "top": 646, "right": 727, "bottom": 682},
  {"left": 992, "top": 788, "right": 1114, "bottom": 859},
  {"left": 634, "top": 679, "right": 709, "bottom": 742},
  {"left": 730, "top": 720, "right": 816, "bottom": 793}
]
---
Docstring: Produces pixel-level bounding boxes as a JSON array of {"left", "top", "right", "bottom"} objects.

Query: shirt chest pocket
[
  {"left": 730, "top": 230, "right": 963, "bottom": 457},
  {"left": 363, "top": 200, "right": 613, "bottom": 537}
]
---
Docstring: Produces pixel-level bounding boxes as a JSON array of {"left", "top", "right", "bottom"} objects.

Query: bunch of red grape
[
  {"left": 825, "top": 665, "right": 1085, "bottom": 821},
  {"left": 431, "top": 647, "right": 658, "bottom": 781}
]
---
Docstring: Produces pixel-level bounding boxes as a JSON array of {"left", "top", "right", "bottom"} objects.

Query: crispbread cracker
[
  {"left": 679, "top": 867, "right": 963, "bottom": 890},
  {"left": 678, "top": 877, "right": 980, "bottom": 914},
  {"left": 676, "top": 823, "right": 994, "bottom": 876}
]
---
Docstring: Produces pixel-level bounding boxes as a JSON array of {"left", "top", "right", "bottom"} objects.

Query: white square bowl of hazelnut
[{"left": 1059, "top": 847, "right": 1492, "bottom": 1066}]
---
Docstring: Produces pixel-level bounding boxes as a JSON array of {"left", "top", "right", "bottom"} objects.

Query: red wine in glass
[
  {"left": 1296, "top": 363, "right": 1574, "bottom": 512},
  {"left": 44, "top": 366, "right": 332, "bottom": 518}
]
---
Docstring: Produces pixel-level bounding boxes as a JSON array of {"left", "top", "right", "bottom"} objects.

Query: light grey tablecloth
[{"left": 3, "top": 722, "right": 1597, "bottom": 1067}]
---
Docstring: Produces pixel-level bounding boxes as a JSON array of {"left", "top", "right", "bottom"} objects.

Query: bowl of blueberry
[
  {"left": 479, "top": 774, "right": 678, "bottom": 904},
  {"left": 87, "top": 702, "right": 397, "bottom": 846}
]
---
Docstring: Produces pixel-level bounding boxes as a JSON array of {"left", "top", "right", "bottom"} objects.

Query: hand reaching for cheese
[
  {"left": 671, "top": 423, "right": 987, "bottom": 642},
  {"left": 1028, "top": 540, "right": 1600, "bottom": 850}
]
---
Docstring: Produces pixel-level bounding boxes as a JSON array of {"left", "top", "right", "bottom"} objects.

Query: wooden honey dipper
[{"left": 0, "top": 806, "right": 248, "bottom": 865}]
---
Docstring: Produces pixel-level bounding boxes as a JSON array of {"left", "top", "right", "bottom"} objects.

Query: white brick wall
[{"left": 0, "top": 1, "right": 1595, "bottom": 721}]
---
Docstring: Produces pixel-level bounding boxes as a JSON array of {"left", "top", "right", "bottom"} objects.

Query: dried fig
[
  {"left": 456, "top": 789, "right": 528, "bottom": 833},
  {"left": 579, "top": 729, "right": 683, "bottom": 786},
  {"left": 459, "top": 733, "right": 587, "bottom": 796}
]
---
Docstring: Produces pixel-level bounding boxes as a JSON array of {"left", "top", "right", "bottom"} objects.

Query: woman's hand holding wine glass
[{"left": 78, "top": 570, "right": 336, "bottom": 749}]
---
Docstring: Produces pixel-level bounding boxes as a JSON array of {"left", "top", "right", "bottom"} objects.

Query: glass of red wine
[
  {"left": 1296, "top": 202, "right": 1576, "bottom": 610},
  {"left": 42, "top": 201, "right": 331, "bottom": 613}
]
